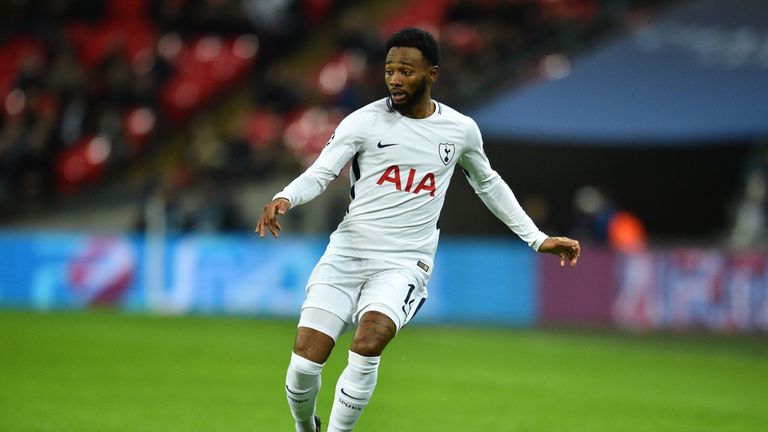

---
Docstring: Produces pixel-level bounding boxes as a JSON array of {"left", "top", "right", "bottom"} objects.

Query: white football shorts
[{"left": 298, "top": 253, "right": 429, "bottom": 340}]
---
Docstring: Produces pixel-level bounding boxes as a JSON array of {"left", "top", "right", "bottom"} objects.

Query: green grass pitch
[{"left": 1, "top": 311, "right": 766, "bottom": 432}]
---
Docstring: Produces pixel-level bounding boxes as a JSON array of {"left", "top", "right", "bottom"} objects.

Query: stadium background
[{"left": 1, "top": 0, "right": 767, "bottom": 431}]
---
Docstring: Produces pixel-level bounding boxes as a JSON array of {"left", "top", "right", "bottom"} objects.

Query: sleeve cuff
[
  {"left": 531, "top": 232, "right": 549, "bottom": 252},
  {"left": 272, "top": 191, "right": 292, "bottom": 205}
]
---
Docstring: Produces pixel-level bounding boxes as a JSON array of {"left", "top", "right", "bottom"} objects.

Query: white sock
[
  {"left": 286, "top": 352, "right": 324, "bottom": 432},
  {"left": 327, "top": 351, "right": 380, "bottom": 432}
]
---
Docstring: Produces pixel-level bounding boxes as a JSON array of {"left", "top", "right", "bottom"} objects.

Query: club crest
[{"left": 438, "top": 143, "right": 455, "bottom": 165}]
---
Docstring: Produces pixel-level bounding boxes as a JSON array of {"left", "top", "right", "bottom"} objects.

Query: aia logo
[{"left": 377, "top": 165, "right": 435, "bottom": 197}]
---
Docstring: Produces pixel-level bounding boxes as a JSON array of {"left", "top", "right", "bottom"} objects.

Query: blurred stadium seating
[{"left": 0, "top": 0, "right": 317, "bottom": 206}]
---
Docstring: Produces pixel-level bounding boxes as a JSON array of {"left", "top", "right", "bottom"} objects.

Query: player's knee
[
  {"left": 351, "top": 310, "right": 397, "bottom": 356},
  {"left": 350, "top": 337, "right": 387, "bottom": 357},
  {"left": 293, "top": 327, "right": 335, "bottom": 363},
  {"left": 292, "top": 341, "right": 317, "bottom": 361},
  {"left": 350, "top": 332, "right": 394, "bottom": 357}
]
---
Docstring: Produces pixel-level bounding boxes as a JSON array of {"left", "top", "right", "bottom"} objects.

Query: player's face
[{"left": 385, "top": 47, "right": 437, "bottom": 109}]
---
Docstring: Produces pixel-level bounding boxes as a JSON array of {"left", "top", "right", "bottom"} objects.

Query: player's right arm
[
  {"left": 255, "top": 113, "right": 364, "bottom": 238},
  {"left": 256, "top": 197, "right": 290, "bottom": 238}
]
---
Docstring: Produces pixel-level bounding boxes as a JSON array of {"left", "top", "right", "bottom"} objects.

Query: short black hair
[{"left": 385, "top": 27, "right": 440, "bottom": 66}]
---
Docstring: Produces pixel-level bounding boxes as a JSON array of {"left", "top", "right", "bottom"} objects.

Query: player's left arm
[
  {"left": 538, "top": 236, "right": 580, "bottom": 267},
  {"left": 459, "top": 118, "right": 579, "bottom": 266}
]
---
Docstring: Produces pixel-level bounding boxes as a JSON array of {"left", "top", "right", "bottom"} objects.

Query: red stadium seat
[
  {"left": 161, "top": 36, "right": 257, "bottom": 122},
  {"left": 107, "top": 0, "right": 148, "bottom": 20},
  {"left": 123, "top": 106, "right": 157, "bottom": 152},
  {"left": 55, "top": 136, "right": 112, "bottom": 193},
  {"left": 0, "top": 37, "right": 45, "bottom": 107},
  {"left": 245, "top": 110, "right": 284, "bottom": 150},
  {"left": 282, "top": 107, "right": 344, "bottom": 167}
]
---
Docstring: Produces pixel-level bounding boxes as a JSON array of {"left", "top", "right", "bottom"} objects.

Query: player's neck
[{"left": 396, "top": 97, "right": 435, "bottom": 119}]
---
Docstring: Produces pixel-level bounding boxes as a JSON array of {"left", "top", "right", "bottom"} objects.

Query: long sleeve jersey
[{"left": 274, "top": 97, "right": 548, "bottom": 274}]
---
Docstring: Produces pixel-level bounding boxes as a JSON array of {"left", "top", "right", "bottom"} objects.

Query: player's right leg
[
  {"left": 287, "top": 255, "right": 363, "bottom": 432},
  {"left": 286, "top": 314, "right": 339, "bottom": 432},
  {"left": 288, "top": 307, "right": 349, "bottom": 432}
]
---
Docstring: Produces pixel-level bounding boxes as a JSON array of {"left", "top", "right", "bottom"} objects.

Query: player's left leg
[
  {"left": 326, "top": 310, "right": 396, "bottom": 432},
  {"left": 327, "top": 264, "right": 428, "bottom": 432}
]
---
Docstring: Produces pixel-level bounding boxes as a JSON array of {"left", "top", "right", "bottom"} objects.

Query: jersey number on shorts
[{"left": 402, "top": 284, "right": 416, "bottom": 315}]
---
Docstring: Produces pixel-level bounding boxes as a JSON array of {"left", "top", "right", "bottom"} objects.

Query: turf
[{"left": 1, "top": 311, "right": 766, "bottom": 432}]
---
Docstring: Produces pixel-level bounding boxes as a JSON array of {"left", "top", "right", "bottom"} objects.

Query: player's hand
[
  {"left": 255, "top": 198, "right": 291, "bottom": 238},
  {"left": 538, "top": 236, "right": 580, "bottom": 267}
]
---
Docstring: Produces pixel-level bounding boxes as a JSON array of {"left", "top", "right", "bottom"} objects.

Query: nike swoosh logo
[
  {"left": 377, "top": 141, "right": 399, "bottom": 148},
  {"left": 286, "top": 385, "right": 310, "bottom": 396},
  {"left": 340, "top": 388, "right": 366, "bottom": 401}
]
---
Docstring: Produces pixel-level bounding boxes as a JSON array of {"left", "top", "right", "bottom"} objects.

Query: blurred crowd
[
  {"left": 2, "top": 0, "right": 673, "bottom": 237},
  {"left": 729, "top": 143, "right": 768, "bottom": 249},
  {"left": 0, "top": 0, "right": 338, "bottom": 216}
]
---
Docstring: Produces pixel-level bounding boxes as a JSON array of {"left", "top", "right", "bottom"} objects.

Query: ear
[{"left": 428, "top": 65, "right": 439, "bottom": 83}]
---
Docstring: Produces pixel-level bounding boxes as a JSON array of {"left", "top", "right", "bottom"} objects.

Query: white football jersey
[{"left": 275, "top": 98, "right": 547, "bottom": 273}]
